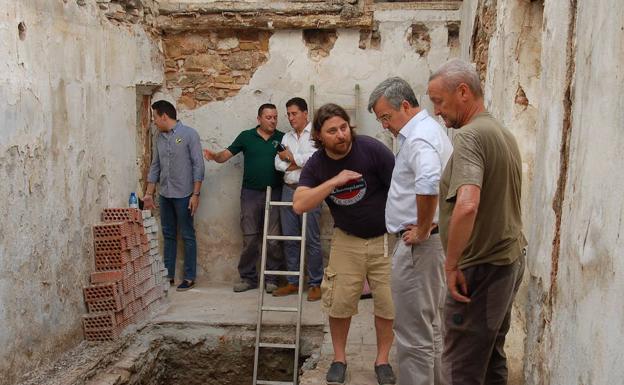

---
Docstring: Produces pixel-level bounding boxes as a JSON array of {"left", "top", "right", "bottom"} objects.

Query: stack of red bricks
[{"left": 82, "top": 208, "right": 168, "bottom": 342}]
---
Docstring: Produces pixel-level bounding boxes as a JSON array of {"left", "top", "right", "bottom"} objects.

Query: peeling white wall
[
  {"left": 156, "top": 8, "right": 461, "bottom": 284},
  {"left": 0, "top": 1, "right": 163, "bottom": 383},
  {"left": 461, "top": 0, "right": 624, "bottom": 384}
]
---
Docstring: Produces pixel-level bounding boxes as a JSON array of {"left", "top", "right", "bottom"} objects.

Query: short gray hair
[
  {"left": 367, "top": 77, "right": 419, "bottom": 112},
  {"left": 429, "top": 59, "right": 483, "bottom": 98}
]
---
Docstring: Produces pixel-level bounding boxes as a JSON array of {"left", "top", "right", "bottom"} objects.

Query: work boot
[
  {"left": 265, "top": 282, "right": 278, "bottom": 294},
  {"left": 326, "top": 361, "right": 347, "bottom": 384},
  {"left": 374, "top": 363, "right": 396, "bottom": 385},
  {"left": 233, "top": 280, "right": 257, "bottom": 292},
  {"left": 272, "top": 283, "right": 298, "bottom": 297},
  {"left": 307, "top": 286, "right": 321, "bottom": 301}
]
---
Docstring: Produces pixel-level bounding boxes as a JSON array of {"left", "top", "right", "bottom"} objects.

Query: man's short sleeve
[
  {"left": 299, "top": 153, "right": 320, "bottom": 188},
  {"left": 446, "top": 131, "right": 484, "bottom": 201},
  {"left": 227, "top": 131, "right": 246, "bottom": 155}
]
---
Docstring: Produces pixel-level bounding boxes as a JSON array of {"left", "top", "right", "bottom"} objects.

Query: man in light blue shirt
[
  {"left": 144, "top": 100, "right": 204, "bottom": 292},
  {"left": 369, "top": 77, "right": 452, "bottom": 385}
]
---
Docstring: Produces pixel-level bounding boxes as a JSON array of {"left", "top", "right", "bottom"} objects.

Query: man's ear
[{"left": 457, "top": 83, "right": 471, "bottom": 101}]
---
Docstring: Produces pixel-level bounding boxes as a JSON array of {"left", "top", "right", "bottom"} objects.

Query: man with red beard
[{"left": 293, "top": 103, "right": 396, "bottom": 385}]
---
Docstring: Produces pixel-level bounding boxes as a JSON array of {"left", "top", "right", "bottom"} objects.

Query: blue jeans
[
  {"left": 280, "top": 185, "right": 323, "bottom": 286},
  {"left": 159, "top": 194, "right": 197, "bottom": 281}
]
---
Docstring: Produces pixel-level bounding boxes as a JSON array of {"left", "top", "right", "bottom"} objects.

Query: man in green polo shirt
[{"left": 204, "top": 103, "right": 285, "bottom": 293}]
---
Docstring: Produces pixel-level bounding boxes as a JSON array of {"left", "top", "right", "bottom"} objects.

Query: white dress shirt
[
  {"left": 274, "top": 122, "right": 317, "bottom": 185},
  {"left": 385, "top": 109, "right": 453, "bottom": 233}
]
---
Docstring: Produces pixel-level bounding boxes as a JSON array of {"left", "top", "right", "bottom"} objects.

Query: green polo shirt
[{"left": 227, "top": 126, "right": 285, "bottom": 190}]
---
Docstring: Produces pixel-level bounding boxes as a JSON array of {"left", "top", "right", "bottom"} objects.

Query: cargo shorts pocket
[{"left": 321, "top": 267, "right": 337, "bottom": 310}]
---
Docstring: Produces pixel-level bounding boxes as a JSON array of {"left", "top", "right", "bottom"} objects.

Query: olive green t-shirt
[
  {"left": 439, "top": 112, "right": 527, "bottom": 269},
  {"left": 227, "top": 126, "right": 285, "bottom": 191}
]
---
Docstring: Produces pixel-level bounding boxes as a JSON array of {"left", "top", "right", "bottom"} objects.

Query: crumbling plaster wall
[
  {"left": 155, "top": 7, "right": 461, "bottom": 284},
  {"left": 0, "top": 1, "right": 163, "bottom": 384},
  {"left": 462, "top": 0, "right": 624, "bottom": 383}
]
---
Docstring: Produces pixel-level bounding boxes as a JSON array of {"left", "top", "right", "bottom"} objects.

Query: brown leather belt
[{"left": 284, "top": 183, "right": 298, "bottom": 189}]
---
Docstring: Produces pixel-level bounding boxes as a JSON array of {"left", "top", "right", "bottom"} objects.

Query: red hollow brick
[
  {"left": 101, "top": 208, "right": 141, "bottom": 224},
  {"left": 82, "top": 312, "right": 116, "bottom": 330},
  {"left": 134, "top": 265, "right": 152, "bottom": 284},
  {"left": 90, "top": 270, "right": 123, "bottom": 284},
  {"left": 83, "top": 283, "right": 121, "bottom": 303},
  {"left": 83, "top": 327, "right": 121, "bottom": 342},
  {"left": 94, "top": 250, "right": 131, "bottom": 271},
  {"left": 93, "top": 222, "right": 132, "bottom": 239}
]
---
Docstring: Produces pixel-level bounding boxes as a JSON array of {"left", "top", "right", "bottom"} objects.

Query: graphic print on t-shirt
[{"left": 330, "top": 177, "right": 367, "bottom": 206}]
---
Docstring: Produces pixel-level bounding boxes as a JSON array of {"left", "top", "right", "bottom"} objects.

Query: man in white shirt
[
  {"left": 272, "top": 97, "right": 323, "bottom": 301},
  {"left": 369, "top": 77, "right": 453, "bottom": 385}
]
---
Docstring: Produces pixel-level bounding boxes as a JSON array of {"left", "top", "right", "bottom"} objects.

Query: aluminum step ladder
[{"left": 253, "top": 186, "right": 307, "bottom": 385}]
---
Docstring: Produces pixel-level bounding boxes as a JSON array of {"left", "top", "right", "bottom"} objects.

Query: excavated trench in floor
[{"left": 18, "top": 323, "right": 324, "bottom": 385}]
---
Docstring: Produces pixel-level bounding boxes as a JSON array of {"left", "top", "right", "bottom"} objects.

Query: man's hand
[
  {"left": 143, "top": 194, "right": 155, "bottom": 210},
  {"left": 188, "top": 195, "right": 199, "bottom": 216},
  {"left": 278, "top": 148, "right": 294, "bottom": 163},
  {"left": 330, "top": 170, "right": 362, "bottom": 188},
  {"left": 445, "top": 267, "right": 470, "bottom": 303},
  {"left": 402, "top": 224, "right": 430, "bottom": 245},
  {"left": 203, "top": 149, "right": 216, "bottom": 161}
]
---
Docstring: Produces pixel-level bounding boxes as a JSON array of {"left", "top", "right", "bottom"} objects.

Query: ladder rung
[
  {"left": 267, "top": 235, "right": 302, "bottom": 241},
  {"left": 269, "top": 201, "right": 293, "bottom": 206},
  {"left": 262, "top": 306, "right": 298, "bottom": 312},
  {"left": 257, "top": 380, "right": 294, "bottom": 385},
  {"left": 264, "top": 270, "right": 300, "bottom": 276},
  {"left": 259, "top": 342, "right": 296, "bottom": 349}
]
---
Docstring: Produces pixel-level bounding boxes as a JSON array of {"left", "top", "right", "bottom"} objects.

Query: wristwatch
[{"left": 193, "top": 191, "right": 200, "bottom": 196}]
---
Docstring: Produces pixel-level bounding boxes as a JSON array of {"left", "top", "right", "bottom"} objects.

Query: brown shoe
[
  {"left": 272, "top": 283, "right": 299, "bottom": 297},
  {"left": 307, "top": 286, "right": 321, "bottom": 302}
]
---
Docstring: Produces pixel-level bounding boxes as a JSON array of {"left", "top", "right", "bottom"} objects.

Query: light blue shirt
[
  {"left": 385, "top": 110, "right": 453, "bottom": 233},
  {"left": 147, "top": 121, "right": 205, "bottom": 198}
]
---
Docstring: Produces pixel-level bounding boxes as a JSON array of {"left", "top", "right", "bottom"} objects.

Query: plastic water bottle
[{"left": 129, "top": 192, "right": 138, "bottom": 208}]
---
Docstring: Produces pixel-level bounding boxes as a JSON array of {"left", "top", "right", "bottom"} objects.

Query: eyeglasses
[{"left": 376, "top": 112, "right": 393, "bottom": 123}]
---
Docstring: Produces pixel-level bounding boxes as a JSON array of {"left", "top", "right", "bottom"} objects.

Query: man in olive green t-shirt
[
  {"left": 203, "top": 103, "right": 285, "bottom": 293},
  {"left": 428, "top": 59, "right": 527, "bottom": 385}
]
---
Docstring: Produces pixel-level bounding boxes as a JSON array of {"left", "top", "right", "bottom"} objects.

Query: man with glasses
[
  {"left": 272, "top": 97, "right": 323, "bottom": 301},
  {"left": 203, "top": 104, "right": 285, "bottom": 293},
  {"left": 369, "top": 77, "right": 452, "bottom": 385}
]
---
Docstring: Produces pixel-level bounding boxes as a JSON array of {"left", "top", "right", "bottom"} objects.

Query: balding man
[{"left": 428, "top": 59, "right": 527, "bottom": 385}]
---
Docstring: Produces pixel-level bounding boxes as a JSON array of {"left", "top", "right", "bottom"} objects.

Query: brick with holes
[
  {"left": 101, "top": 208, "right": 141, "bottom": 223},
  {"left": 90, "top": 270, "right": 123, "bottom": 284}
]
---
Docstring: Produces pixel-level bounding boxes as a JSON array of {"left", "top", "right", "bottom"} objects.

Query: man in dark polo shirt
[{"left": 203, "top": 103, "right": 285, "bottom": 293}]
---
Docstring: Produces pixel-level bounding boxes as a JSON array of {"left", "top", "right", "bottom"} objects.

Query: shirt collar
[
  {"left": 398, "top": 109, "right": 429, "bottom": 141},
  {"left": 288, "top": 122, "right": 312, "bottom": 137}
]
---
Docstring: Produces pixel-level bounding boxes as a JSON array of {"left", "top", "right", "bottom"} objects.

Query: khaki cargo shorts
[{"left": 320, "top": 228, "right": 394, "bottom": 319}]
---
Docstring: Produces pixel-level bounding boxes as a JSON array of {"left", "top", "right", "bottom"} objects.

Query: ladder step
[
  {"left": 269, "top": 201, "right": 294, "bottom": 206},
  {"left": 256, "top": 380, "right": 294, "bottom": 385},
  {"left": 262, "top": 305, "right": 298, "bottom": 312},
  {"left": 264, "top": 270, "right": 300, "bottom": 276},
  {"left": 267, "top": 235, "right": 303, "bottom": 241},
  {"left": 259, "top": 342, "right": 296, "bottom": 349}
]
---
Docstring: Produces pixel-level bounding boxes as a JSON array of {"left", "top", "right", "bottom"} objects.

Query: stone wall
[
  {"left": 0, "top": 1, "right": 163, "bottom": 383},
  {"left": 163, "top": 30, "right": 272, "bottom": 109}
]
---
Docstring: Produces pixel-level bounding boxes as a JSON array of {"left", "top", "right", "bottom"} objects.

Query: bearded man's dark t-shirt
[{"left": 299, "top": 135, "right": 395, "bottom": 238}]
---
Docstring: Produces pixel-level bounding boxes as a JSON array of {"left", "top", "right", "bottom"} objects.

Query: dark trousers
[
  {"left": 238, "top": 188, "right": 283, "bottom": 286},
  {"left": 280, "top": 185, "right": 323, "bottom": 286},
  {"left": 442, "top": 253, "right": 525, "bottom": 385},
  {"left": 159, "top": 195, "right": 197, "bottom": 281}
]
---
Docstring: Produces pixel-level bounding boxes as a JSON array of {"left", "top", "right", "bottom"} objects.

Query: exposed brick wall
[{"left": 163, "top": 30, "right": 272, "bottom": 110}]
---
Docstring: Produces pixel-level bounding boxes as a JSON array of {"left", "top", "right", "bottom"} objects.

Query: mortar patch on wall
[
  {"left": 163, "top": 30, "right": 272, "bottom": 110},
  {"left": 303, "top": 29, "right": 338, "bottom": 61}
]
